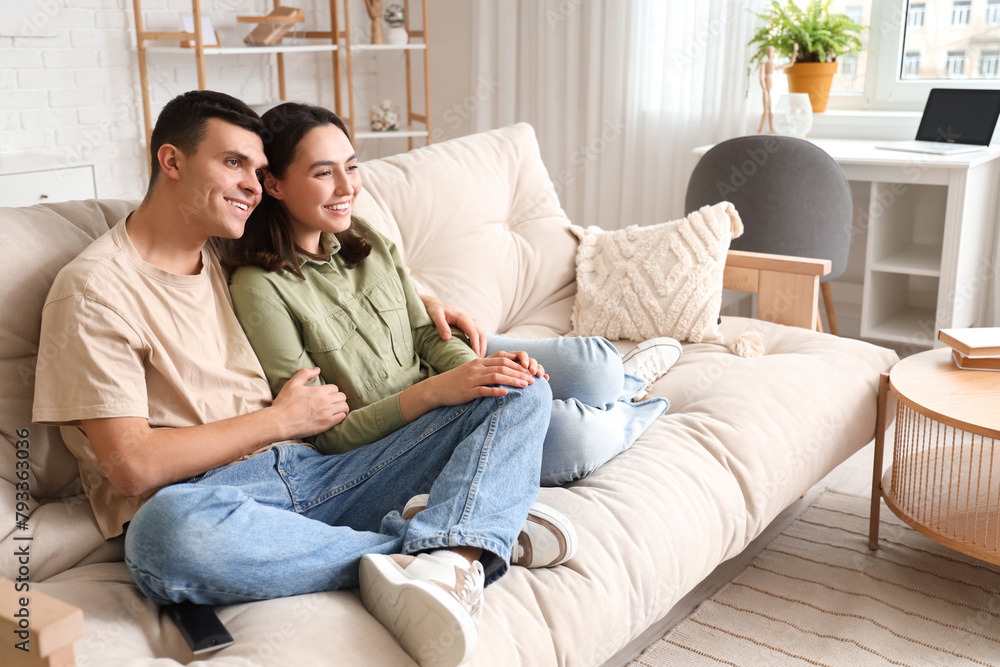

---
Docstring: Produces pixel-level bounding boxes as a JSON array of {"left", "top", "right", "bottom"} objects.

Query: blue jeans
[
  {"left": 486, "top": 335, "right": 668, "bottom": 486},
  {"left": 124, "top": 379, "right": 552, "bottom": 606}
]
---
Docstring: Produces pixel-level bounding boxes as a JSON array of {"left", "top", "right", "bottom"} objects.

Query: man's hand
[
  {"left": 79, "top": 368, "right": 349, "bottom": 499},
  {"left": 271, "top": 367, "right": 350, "bottom": 440},
  {"left": 419, "top": 294, "right": 488, "bottom": 357}
]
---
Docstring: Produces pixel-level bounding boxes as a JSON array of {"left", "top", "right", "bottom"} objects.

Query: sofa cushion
[
  {"left": 569, "top": 202, "right": 742, "bottom": 344},
  {"left": 353, "top": 123, "right": 580, "bottom": 339},
  {"left": 0, "top": 199, "right": 134, "bottom": 578},
  {"left": 0, "top": 199, "right": 134, "bottom": 497}
]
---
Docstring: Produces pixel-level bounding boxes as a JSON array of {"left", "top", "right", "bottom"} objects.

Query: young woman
[{"left": 225, "top": 102, "right": 678, "bottom": 486}]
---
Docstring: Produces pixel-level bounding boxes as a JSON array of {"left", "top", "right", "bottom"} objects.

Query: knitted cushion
[{"left": 569, "top": 202, "right": 743, "bottom": 345}]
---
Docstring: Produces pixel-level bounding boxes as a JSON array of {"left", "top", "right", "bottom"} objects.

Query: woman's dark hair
[
  {"left": 222, "top": 102, "right": 371, "bottom": 278},
  {"left": 148, "top": 90, "right": 264, "bottom": 191}
]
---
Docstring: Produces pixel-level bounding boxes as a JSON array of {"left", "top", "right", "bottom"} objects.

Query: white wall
[
  {"left": 0, "top": 0, "right": 478, "bottom": 202},
  {"left": 426, "top": 0, "right": 474, "bottom": 143},
  {"left": 2, "top": 0, "right": 146, "bottom": 199}
]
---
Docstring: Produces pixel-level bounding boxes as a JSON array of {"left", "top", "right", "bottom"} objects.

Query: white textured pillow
[{"left": 570, "top": 202, "right": 743, "bottom": 345}]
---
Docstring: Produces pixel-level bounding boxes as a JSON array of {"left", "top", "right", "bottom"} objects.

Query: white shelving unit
[
  {"left": 144, "top": 44, "right": 340, "bottom": 56},
  {"left": 339, "top": 0, "right": 431, "bottom": 151},
  {"left": 131, "top": 0, "right": 343, "bottom": 156}
]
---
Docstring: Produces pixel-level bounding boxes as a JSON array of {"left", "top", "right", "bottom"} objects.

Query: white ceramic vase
[
  {"left": 386, "top": 25, "right": 408, "bottom": 45},
  {"left": 773, "top": 93, "right": 814, "bottom": 138}
]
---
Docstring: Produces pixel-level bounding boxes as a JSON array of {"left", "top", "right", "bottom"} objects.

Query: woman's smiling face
[{"left": 264, "top": 123, "right": 362, "bottom": 254}]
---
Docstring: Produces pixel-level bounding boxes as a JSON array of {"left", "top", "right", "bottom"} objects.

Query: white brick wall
[{"left": 0, "top": 0, "right": 435, "bottom": 202}]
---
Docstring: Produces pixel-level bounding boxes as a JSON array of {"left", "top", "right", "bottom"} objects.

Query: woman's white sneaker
[{"left": 621, "top": 337, "right": 682, "bottom": 400}]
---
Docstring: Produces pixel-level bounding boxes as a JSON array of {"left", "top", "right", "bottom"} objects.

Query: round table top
[{"left": 890, "top": 347, "right": 1000, "bottom": 438}]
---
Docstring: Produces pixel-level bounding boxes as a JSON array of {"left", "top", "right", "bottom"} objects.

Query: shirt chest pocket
[
  {"left": 365, "top": 279, "right": 413, "bottom": 367},
  {"left": 302, "top": 311, "right": 388, "bottom": 403}
]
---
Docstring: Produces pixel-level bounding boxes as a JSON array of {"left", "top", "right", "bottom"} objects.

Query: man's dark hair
[{"left": 147, "top": 90, "right": 265, "bottom": 190}]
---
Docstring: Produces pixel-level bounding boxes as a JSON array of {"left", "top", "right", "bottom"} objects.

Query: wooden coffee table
[{"left": 869, "top": 347, "right": 1000, "bottom": 565}]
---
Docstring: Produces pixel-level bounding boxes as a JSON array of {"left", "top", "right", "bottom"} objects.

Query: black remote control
[{"left": 166, "top": 602, "right": 235, "bottom": 654}]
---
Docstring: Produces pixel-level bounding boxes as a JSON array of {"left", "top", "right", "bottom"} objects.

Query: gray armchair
[{"left": 685, "top": 135, "right": 852, "bottom": 334}]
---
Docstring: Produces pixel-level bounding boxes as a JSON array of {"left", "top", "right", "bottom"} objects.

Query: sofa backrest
[
  {"left": 354, "top": 123, "right": 578, "bottom": 338},
  {"left": 0, "top": 123, "right": 578, "bottom": 507},
  {"left": 1, "top": 199, "right": 136, "bottom": 503}
]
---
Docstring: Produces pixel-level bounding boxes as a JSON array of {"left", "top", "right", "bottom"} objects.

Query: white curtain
[{"left": 472, "top": 0, "right": 761, "bottom": 230}]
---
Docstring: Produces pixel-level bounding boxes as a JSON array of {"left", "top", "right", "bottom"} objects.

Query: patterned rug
[{"left": 629, "top": 490, "right": 1000, "bottom": 667}]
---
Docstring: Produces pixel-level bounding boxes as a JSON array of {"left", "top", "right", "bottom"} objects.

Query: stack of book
[{"left": 938, "top": 328, "right": 1000, "bottom": 371}]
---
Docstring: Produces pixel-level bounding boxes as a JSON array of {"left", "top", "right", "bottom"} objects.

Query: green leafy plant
[
  {"left": 384, "top": 4, "right": 406, "bottom": 28},
  {"left": 748, "top": 0, "right": 866, "bottom": 64}
]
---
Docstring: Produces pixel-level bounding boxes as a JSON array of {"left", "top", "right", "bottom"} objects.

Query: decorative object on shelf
[
  {"left": 748, "top": 0, "right": 866, "bottom": 113},
  {"left": 369, "top": 99, "right": 399, "bottom": 131},
  {"left": 772, "top": 92, "right": 813, "bottom": 137},
  {"left": 337, "top": 0, "right": 432, "bottom": 148},
  {"left": 179, "top": 15, "right": 220, "bottom": 48},
  {"left": 365, "top": 0, "right": 384, "bottom": 44},
  {"left": 240, "top": 6, "right": 305, "bottom": 46},
  {"left": 756, "top": 44, "right": 797, "bottom": 134},
  {"left": 384, "top": 3, "right": 408, "bottom": 45}
]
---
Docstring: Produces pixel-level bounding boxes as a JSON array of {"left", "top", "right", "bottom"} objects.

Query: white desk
[{"left": 694, "top": 138, "right": 1000, "bottom": 346}]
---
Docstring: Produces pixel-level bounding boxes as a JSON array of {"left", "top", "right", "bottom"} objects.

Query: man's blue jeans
[
  {"left": 486, "top": 335, "right": 668, "bottom": 485},
  {"left": 124, "top": 379, "right": 552, "bottom": 606}
]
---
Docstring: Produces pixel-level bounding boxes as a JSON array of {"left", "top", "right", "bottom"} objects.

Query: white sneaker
[
  {"left": 359, "top": 553, "right": 484, "bottom": 667},
  {"left": 621, "top": 337, "right": 682, "bottom": 400},
  {"left": 402, "top": 496, "right": 578, "bottom": 568}
]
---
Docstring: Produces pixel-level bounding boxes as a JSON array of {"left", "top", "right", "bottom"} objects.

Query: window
[
  {"left": 946, "top": 51, "right": 966, "bottom": 76},
  {"left": 952, "top": 1, "right": 971, "bottom": 25},
  {"left": 988, "top": 0, "right": 1000, "bottom": 25},
  {"left": 895, "top": 1, "right": 1000, "bottom": 83},
  {"left": 852, "top": 0, "right": 1000, "bottom": 111},
  {"left": 841, "top": 55, "right": 858, "bottom": 77},
  {"left": 824, "top": 0, "right": 871, "bottom": 94},
  {"left": 982, "top": 51, "right": 1000, "bottom": 77}
]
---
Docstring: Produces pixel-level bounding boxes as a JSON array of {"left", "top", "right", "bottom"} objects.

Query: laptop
[{"left": 877, "top": 88, "right": 1000, "bottom": 155}]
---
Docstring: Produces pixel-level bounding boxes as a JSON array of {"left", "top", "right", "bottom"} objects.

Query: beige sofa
[{"left": 0, "top": 124, "right": 897, "bottom": 666}]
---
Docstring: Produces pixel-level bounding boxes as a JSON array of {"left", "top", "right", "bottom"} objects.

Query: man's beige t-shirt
[{"left": 32, "top": 218, "right": 275, "bottom": 539}]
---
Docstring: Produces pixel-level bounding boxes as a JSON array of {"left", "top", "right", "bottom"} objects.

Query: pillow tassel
[{"left": 726, "top": 330, "right": 765, "bottom": 358}]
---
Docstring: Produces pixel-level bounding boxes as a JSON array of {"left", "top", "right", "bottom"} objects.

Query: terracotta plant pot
[{"left": 785, "top": 61, "right": 838, "bottom": 113}]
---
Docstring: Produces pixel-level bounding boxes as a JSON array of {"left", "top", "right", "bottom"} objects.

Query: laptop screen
[{"left": 915, "top": 89, "right": 1000, "bottom": 145}]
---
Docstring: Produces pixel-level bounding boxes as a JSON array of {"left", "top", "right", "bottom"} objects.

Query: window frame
[
  {"left": 951, "top": 1, "right": 971, "bottom": 26},
  {"left": 983, "top": 51, "right": 1000, "bottom": 77},
  {"left": 946, "top": 51, "right": 967, "bottom": 76},
  {"left": 831, "top": 0, "right": 1000, "bottom": 111}
]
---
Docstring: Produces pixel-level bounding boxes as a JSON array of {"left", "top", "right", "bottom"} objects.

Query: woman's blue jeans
[
  {"left": 124, "top": 379, "right": 551, "bottom": 606},
  {"left": 486, "top": 335, "right": 668, "bottom": 486}
]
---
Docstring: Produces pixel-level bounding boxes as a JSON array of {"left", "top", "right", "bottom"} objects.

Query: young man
[{"left": 31, "top": 90, "right": 573, "bottom": 667}]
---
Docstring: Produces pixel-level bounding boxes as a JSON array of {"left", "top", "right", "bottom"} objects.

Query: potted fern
[{"left": 749, "top": 0, "right": 866, "bottom": 112}]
